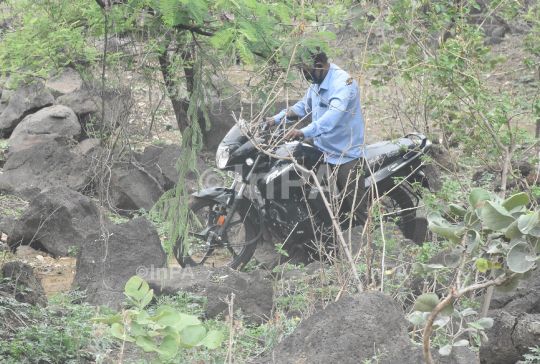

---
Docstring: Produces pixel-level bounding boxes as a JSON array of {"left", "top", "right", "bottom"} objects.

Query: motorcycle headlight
[{"left": 216, "top": 145, "right": 230, "bottom": 169}]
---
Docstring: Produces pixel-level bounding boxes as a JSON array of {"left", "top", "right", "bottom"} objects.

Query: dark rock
[
  {"left": 7, "top": 105, "right": 80, "bottom": 156},
  {"left": 253, "top": 238, "right": 290, "bottom": 271},
  {"left": 0, "top": 81, "right": 55, "bottom": 136},
  {"left": 0, "top": 215, "right": 17, "bottom": 235},
  {"left": 253, "top": 291, "right": 477, "bottom": 364},
  {"left": 72, "top": 217, "right": 167, "bottom": 310},
  {"left": 1, "top": 261, "right": 47, "bottom": 307},
  {"left": 76, "top": 138, "right": 101, "bottom": 155},
  {"left": 491, "top": 26, "right": 507, "bottom": 38},
  {"left": 140, "top": 144, "right": 207, "bottom": 191},
  {"left": 427, "top": 145, "right": 459, "bottom": 172},
  {"left": 480, "top": 310, "right": 521, "bottom": 364},
  {"left": 56, "top": 88, "right": 99, "bottom": 119},
  {"left": 0, "top": 137, "right": 92, "bottom": 200},
  {"left": 147, "top": 265, "right": 274, "bottom": 325},
  {"left": 108, "top": 169, "right": 164, "bottom": 213},
  {"left": 484, "top": 37, "right": 504, "bottom": 46},
  {"left": 424, "top": 163, "right": 442, "bottom": 192},
  {"left": 7, "top": 186, "right": 108, "bottom": 257},
  {"left": 45, "top": 68, "right": 83, "bottom": 98},
  {"left": 489, "top": 267, "right": 540, "bottom": 314}
]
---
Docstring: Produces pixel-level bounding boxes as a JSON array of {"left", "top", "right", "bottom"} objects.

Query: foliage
[
  {"left": 91, "top": 276, "right": 224, "bottom": 362},
  {"left": 523, "top": 345, "right": 540, "bottom": 363},
  {"left": 0, "top": 290, "right": 116, "bottom": 364},
  {"left": 410, "top": 187, "right": 540, "bottom": 363}
]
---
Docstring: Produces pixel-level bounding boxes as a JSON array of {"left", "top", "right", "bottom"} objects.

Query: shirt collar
[{"left": 318, "top": 63, "right": 333, "bottom": 90}]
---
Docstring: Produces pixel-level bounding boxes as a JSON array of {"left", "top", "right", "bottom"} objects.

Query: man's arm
[
  {"left": 269, "top": 89, "right": 312, "bottom": 126},
  {"left": 300, "top": 82, "right": 355, "bottom": 139}
]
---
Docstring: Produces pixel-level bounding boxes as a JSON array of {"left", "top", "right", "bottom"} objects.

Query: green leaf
[
  {"left": 517, "top": 212, "right": 539, "bottom": 234},
  {"left": 439, "top": 301, "right": 455, "bottom": 317},
  {"left": 394, "top": 37, "right": 405, "bottom": 46},
  {"left": 414, "top": 293, "right": 439, "bottom": 312},
  {"left": 450, "top": 204, "right": 468, "bottom": 216},
  {"left": 428, "top": 219, "right": 460, "bottom": 242},
  {"left": 130, "top": 321, "right": 147, "bottom": 337},
  {"left": 460, "top": 308, "right": 477, "bottom": 317},
  {"left": 424, "top": 264, "right": 445, "bottom": 273},
  {"left": 475, "top": 317, "right": 494, "bottom": 329},
  {"left": 501, "top": 193, "right": 530, "bottom": 211},
  {"left": 180, "top": 325, "right": 207, "bottom": 347},
  {"left": 199, "top": 331, "right": 224, "bottom": 349},
  {"left": 412, "top": 263, "right": 424, "bottom": 274},
  {"left": 125, "top": 276, "right": 150, "bottom": 301},
  {"left": 505, "top": 220, "right": 523, "bottom": 239},
  {"left": 171, "top": 313, "right": 202, "bottom": 332},
  {"left": 453, "top": 339, "right": 469, "bottom": 347},
  {"left": 477, "top": 258, "right": 489, "bottom": 273},
  {"left": 90, "top": 314, "right": 122, "bottom": 324},
  {"left": 444, "top": 246, "right": 464, "bottom": 268},
  {"left": 466, "top": 230, "right": 480, "bottom": 253},
  {"left": 469, "top": 188, "right": 490, "bottom": 208},
  {"left": 408, "top": 311, "right": 427, "bottom": 325},
  {"left": 111, "top": 323, "right": 136, "bottom": 342},
  {"left": 138, "top": 310, "right": 153, "bottom": 325},
  {"left": 140, "top": 289, "right": 154, "bottom": 309},
  {"left": 467, "top": 322, "right": 484, "bottom": 330},
  {"left": 482, "top": 201, "right": 515, "bottom": 230},
  {"left": 495, "top": 274, "right": 522, "bottom": 293},
  {"left": 507, "top": 242, "right": 535, "bottom": 273},
  {"left": 159, "top": 332, "right": 180, "bottom": 360},
  {"left": 136, "top": 335, "right": 158, "bottom": 352},
  {"left": 439, "top": 344, "right": 452, "bottom": 356}
]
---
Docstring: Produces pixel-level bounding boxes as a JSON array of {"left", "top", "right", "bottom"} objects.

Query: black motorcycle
[{"left": 173, "top": 120, "right": 433, "bottom": 269}]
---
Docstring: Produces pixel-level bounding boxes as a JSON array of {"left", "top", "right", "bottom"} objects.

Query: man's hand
[
  {"left": 285, "top": 129, "right": 304, "bottom": 141},
  {"left": 265, "top": 117, "right": 276, "bottom": 128}
]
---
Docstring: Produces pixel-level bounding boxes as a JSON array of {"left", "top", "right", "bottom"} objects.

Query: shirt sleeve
[
  {"left": 301, "top": 81, "right": 354, "bottom": 139},
  {"left": 272, "top": 88, "right": 312, "bottom": 125}
]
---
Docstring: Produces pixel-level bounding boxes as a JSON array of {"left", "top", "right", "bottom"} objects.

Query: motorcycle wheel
[
  {"left": 380, "top": 184, "right": 418, "bottom": 243},
  {"left": 173, "top": 197, "right": 259, "bottom": 270}
]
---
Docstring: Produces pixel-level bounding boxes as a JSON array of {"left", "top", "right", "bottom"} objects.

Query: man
[{"left": 266, "top": 50, "right": 367, "bottom": 222}]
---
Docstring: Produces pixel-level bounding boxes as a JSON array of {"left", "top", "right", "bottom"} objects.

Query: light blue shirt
[{"left": 273, "top": 64, "right": 365, "bottom": 165}]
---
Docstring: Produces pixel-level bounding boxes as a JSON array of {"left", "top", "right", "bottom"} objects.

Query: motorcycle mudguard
[{"left": 191, "top": 187, "right": 262, "bottom": 233}]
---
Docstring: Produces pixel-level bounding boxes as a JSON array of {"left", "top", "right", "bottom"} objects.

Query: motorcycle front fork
[{"left": 207, "top": 155, "right": 261, "bottom": 246}]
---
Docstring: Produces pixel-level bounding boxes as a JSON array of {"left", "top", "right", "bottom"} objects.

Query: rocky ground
[{"left": 1, "top": 9, "right": 540, "bottom": 364}]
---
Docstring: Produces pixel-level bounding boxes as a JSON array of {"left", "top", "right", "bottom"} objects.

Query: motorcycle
[{"left": 173, "top": 120, "right": 433, "bottom": 269}]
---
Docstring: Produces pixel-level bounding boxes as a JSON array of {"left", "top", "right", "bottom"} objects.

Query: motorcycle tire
[
  {"left": 173, "top": 197, "right": 259, "bottom": 270},
  {"left": 381, "top": 183, "right": 418, "bottom": 243}
]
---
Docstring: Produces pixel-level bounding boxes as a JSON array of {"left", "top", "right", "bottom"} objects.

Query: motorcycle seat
[{"left": 364, "top": 138, "right": 416, "bottom": 167}]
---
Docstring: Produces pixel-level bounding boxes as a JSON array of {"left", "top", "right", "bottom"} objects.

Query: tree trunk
[{"left": 157, "top": 45, "right": 194, "bottom": 133}]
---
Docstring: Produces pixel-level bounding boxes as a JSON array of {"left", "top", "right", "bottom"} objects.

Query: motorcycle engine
[{"left": 266, "top": 193, "right": 318, "bottom": 241}]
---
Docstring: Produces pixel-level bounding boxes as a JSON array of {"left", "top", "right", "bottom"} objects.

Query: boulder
[
  {"left": 480, "top": 268, "right": 540, "bottom": 363},
  {"left": 56, "top": 88, "right": 99, "bottom": 120},
  {"left": 479, "top": 310, "right": 540, "bottom": 364},
  {"left": 76, "top": 138, "right": 101, "bottom": 155},
  {"left": 1, "top": 261, "right": 47, "bottom": 307},
  {"left": 428, "top": 145, "right": 459, "bottom": 172},
  {"left": 0, "top": 81, "right": 54, "bottom": 136},
  {"left": 71, "top": 217, "right": 167, "bottom": 310},
  {"left": 7, "top": 105, "right": 80, "bottom": 156},
  {"left": 0, "top": 137, "right": 92, "bottom": 200},
  {"left": 0, "top": 215, "right": 17, "bottom": 236},
  {"left": 253, "top": 291, "right": 477, "bottom": 364},
  {"left": 140, "top": 144, "right": 207, "bottom": 191},
  {"left": 45, "top": 67, "right": 83, "bottom": 97},
  {"left": 147, "top": 266, "right": 274, "bottom": 325},
  {"left": 7, "top": 186, "right": 108, "bottom": 257},
  {"left": 424, "top": 163, "right": 442, "bottom": 192},
  {"left": 108, "top": 169, "right": 165, "bottom": 213}
]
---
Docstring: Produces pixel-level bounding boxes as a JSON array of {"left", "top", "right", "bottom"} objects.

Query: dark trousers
[{"left": 329, "top": 158, "right": 368, "bottom": 224}]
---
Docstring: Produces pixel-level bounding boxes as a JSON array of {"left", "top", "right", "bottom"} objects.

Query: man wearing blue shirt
[{"left": 266, "top": 50, "right": 367, "bottom": 222}]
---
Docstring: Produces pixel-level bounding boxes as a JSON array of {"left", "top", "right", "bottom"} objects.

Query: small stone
[{"left": 36, "top": 255, "right": 44, "bottom": 262}]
